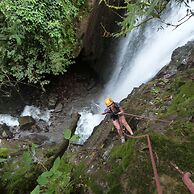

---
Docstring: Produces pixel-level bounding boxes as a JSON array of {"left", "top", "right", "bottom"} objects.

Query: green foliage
[
  {"left": 100, "top": 0, "right": 171, "bottom": 36},
  {"left": 0, "top": 147, "right": 9, "bottom": 158},
  {"left": 31, "top": 185, "right": 40, "bottom": 194},
  {"left": 31, "top": 155, "right": 88, "bottom": 194},
  {"left": 1, "top": 149, "right": 34, "bottom": 194},
  {"left": 63, "top": 128, "right": 80, "bottom": 142},
  {"left": 31, "top": 157, "right": 73, "bottom": 194},
  {"left": 100, "top": 0, "right": 189, "bottom": 37},
  {"left": 0, "top": 0, "right": 85, "bottom": 86},
  {"left": 0, "top": 144, "right": 46, "bottom": 194},
  {"left": 64, "top": 128, "right": 72, "bottom": 139}
]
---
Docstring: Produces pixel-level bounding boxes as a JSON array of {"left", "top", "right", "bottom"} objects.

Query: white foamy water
[
  {"left": 75, "top": 111, "right": 104, "bottom": 143},
  {"left": 21, "top": 105, "right": 51, "bottom": 123},
  {"left": 76, "top": 0, "right": 194, "bottom": 144},
  {"left": 0, "top": 114, "right": 19, "bottom": 127},
  {"left": 0, "top": 105, "right": 51, "bottom": 127}
]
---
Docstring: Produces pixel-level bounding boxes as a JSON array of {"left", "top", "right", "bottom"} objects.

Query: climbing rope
[
  {"left": 170, "top": 162, "right": 194, "bottom": 194},
  {"left": 123, "top": 112, "right": 172, "bottom": 124},
  {"left": 124, "top": 132, "right": 163, "bottom": 194}
]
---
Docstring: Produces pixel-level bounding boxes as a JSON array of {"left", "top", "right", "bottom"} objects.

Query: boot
[{"left": 121, "top": 136, "right": 125, "bottom": 144}]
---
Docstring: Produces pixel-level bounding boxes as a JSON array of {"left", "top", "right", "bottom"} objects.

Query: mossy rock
[
  {"left": 167, "top": 80, "right": 194, "bottom": 116},
  {"left": 0, "top": 148, "right": 9, "bottom": 158}
]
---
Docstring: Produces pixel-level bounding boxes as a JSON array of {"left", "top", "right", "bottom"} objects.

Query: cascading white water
[
  {"left": 0, "top": 105, "right": 51, "bottom": 127},
  {"left": 21, "top": 105, "right": 51, "bottom": 124},
  {"left": 75, "top": 0, "right": 194, "bottom": 144}
]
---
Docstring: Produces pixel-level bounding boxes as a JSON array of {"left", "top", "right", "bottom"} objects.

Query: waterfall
[{"left": 75, "top": 0, "right": 194, "bottom": 144}]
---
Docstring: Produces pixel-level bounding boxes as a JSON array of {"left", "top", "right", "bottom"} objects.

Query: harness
[{"left": 108, "top": 103, "right": 120, "bottom": 121}]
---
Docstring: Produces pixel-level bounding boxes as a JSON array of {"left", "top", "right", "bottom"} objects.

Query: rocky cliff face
[
  {"left": 74, "top": 40, "right": 194, "bottom": 194},
  {"left": 78, "top": 0, "right": 124, "bottom": 80}
]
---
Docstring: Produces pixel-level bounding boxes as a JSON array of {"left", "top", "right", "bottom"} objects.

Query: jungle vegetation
[{"left": 0, "top": 0, "right": 85, "bottom": 90}]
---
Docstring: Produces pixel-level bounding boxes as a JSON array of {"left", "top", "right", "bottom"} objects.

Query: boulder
[
  {"left": 48, "top": 94, "right": 58, "bottom": 109},
  {"left": 18, "top": 116, "right": 35, "bottom": 130},
  {"left": 54, "top": 103, "right": 63, "bottom": 113},
  {"left": 0, "top": 124, "right": 13, "bottom": 139}
]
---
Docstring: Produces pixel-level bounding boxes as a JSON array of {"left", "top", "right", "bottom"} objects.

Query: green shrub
[{"left": 0, "top": 0, "right": 85, "bottom": 87}]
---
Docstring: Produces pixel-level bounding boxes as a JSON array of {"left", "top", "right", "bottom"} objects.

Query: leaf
[
  {"left": 51, "top": 157, "right": 61, "bottom": 172},
  {"left": 37, "top": 171, "right": 53, "bottom": 185},
  {"left": 70, "top": 134, "right": 80, "bottom": 142},
  {"left": 30, "top": 185, "right": 40, "bottom": 194},
  {"left": 22, "top": 151, "right": 32, "bottom": 165},
  {"left": 41, "top": 171, "right": 53, "bottom": 178},
  {"left": 37, "top": 175, "right": 49, "bottom": 185},
  {"left": 63, "top": 128, "right": 71, "bottom": 140},
  {"left": 62, "top": 174, "right": 71, "bottom": 185}
]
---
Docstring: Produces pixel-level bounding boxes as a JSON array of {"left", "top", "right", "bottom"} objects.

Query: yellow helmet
[{"left": 104, "top": 97, "right": 113, "bottom": 107}]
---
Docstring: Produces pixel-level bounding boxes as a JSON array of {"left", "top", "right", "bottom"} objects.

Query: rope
[
  {"left": 123, "top": 112, "right": 172, "bottom": 124},
  {"left": 170, "top": 162, "right": 194, "bottom": 193},
  {"left": 124, "top": 132, "right": 163, "bottom": 194}
]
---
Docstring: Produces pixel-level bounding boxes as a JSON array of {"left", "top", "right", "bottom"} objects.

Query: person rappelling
[{"left": 102, "top": 97, "right": 134, "bottom": 143}]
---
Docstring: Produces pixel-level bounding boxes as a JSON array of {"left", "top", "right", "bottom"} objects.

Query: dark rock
[
  {"left": 87, "top": 79, "right": 96, "bottom": 90},
  {"left": 189, "top": 116, "right": 194, "bottom": 123},
  {"left": 21, "top": 134, "right": 49, "bottom": 145},
  {"left": 48, "top": 94, "right": 58, "bottom": 109},
  {"left": 44, "top": 126, "right": 49, "bottom": 132},
  {"left": 54, "top": 103, "right": 63, "bottom": 113},
  {"left": 30, "top": 124, "right": 41, "bottom": 133},
  {"left": 0, "top": 124, "right": 13, "bottom": 139},
  {"left": 18, "top": 116, "right": 35, "bottom": 130},
  {"left": 53, "top": 112, "right": 81, "bottom": 160}
]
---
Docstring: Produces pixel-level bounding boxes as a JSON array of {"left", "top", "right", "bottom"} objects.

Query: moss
[
  {"left": 107, "top": 184, "right": 123, "bottom": 194},
  {"left": 110, "top": 139, "right": 136, "bottom": 169},
  {"left": 107, "top": 138, "right": 157, "bottom": 194},
  {"left": 152, "top": 133, "right": 193, "bottom": 168},
  {"left": 0, "top": 148, "right": 9, "bottom": 158},
  {"left": 88, "top": 178, "right": 104, "bottom": 194},
  {"left": 150, "top": 132, "right": 194, "bottom": 193},
  {"left": 89, "top": 139, "right": 136, "bottom": 194},
  {"left": 118, "top": 132, "right": 193, "bottom": 193},
  {"left": 104, "top": 139, "right": 136, "bottom": 193},
  {"left": 89, "top": 130, "right": 193, "bottom": 194},
  {"left": 167, "top": 80, "right": 194, "bottom": 116},
  {"left": 126, "top": 155, "right": 155, "bottom": 194},
  {"left": 166, "top": 121, "right": 194, "bottom": 141}
]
